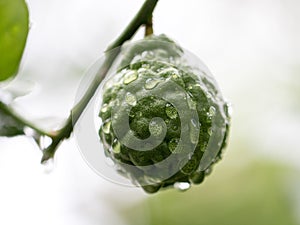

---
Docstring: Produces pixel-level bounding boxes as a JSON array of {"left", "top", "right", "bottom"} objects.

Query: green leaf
[
  {"left": 0, "top": 102, "right": 25, "bottom": 137},
  {"left": 0, "top": 0, "right": 29, "bottom": 81}
]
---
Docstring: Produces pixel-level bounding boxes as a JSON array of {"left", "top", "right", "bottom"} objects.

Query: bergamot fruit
[{"left": 98, "top": 34, "right": 230, "bottom": 193}]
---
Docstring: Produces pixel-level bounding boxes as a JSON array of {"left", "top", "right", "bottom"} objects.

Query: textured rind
[{"left": 98, "top": 34, "right": 230, "bottom": 193}]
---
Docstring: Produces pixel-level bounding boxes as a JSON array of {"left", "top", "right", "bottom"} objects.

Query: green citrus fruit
[{"left": 98, "top": 34, "right": 230, "bottom": 193}]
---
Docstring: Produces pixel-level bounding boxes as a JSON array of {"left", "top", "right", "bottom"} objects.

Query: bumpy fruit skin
[{"left": 99, "top": 34, "right": 230, "bottom": 193}]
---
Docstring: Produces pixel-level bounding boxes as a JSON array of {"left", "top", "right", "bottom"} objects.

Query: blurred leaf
[
  {"left": 0, "top": 102, "right": 24, "bottom": 137},
  {"left": 0, "top": 0, "right": 29, "bottom": 81},
  {"left": 124, "top": 160, "right": 298, "bottom": 225}
]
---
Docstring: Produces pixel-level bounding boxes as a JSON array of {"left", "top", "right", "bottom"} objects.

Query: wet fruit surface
[{"left": 98, "top": 34, "right": 230, "bottom": 193}]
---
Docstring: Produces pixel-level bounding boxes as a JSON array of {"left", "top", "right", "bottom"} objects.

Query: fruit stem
[
  {"left": 41, "top": 0, "right": 159, "bottom": 163},
  {"left": 145, "top": 15, "right": 153, "bottom": 36}
]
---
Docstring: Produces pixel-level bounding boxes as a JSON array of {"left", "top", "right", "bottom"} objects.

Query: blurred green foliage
[
  {"left": 124, "top": 155, "right": 298, "bottom": 225},
  {"left": 0, "top": 0, "right": 29, "bottom": 81},
  {"left": 0, "top": 102, "right": 25, "bottom": 136}
]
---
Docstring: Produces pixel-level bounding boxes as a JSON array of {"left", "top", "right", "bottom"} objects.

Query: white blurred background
[{"left": 0, "top": 0, "right": 299, "bottom": 224}]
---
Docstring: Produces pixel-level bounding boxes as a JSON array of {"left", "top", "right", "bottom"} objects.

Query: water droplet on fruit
[
  {"left": 168, "top": 138, "right": 179, "bottom": 153},
  {"left": 125, "top": 92, "right": 137, "bottom": 106},
  {"left": 224, "top": 101, "right": 233, "bottom": 118},
  {"left": 208, "top": 106, "right": 216, "bottom": 116},
  {"left": 174, "top": 182, "right": 191, "bottom": 191},
  {"left": 102, "top": 121, "right": 111, "bottom": 134},
  {"left": 112, "top": 141, "right": 121, "bottom": 154},
  {"left": 101, "top": 103, "right": 108, "bottom": 113},
  {"left": 123, "top": 70, "right": 138, "bottom": 84},
  {"left": 206, "top": 106, "right": 216, "bottom": 122},
  {"left": 205, "top": 167, "right": 212, "bottom": 175},
  {"left": 144, "top": 78, "right": 160, "bottom": 90},
  {"left": 165, "top": 103, "right": 177, "bottom": 119},
  {"left": 172, "top": 74, "right": 179, "bottom": 79},
  {"left": 208, "top": 127, "right": 213, "bottom": 136}
]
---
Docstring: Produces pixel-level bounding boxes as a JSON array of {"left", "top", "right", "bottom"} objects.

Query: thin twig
[
  {"left": 145, "top": 15, "right": 153, "bottom": 36},
  {"left": 0, "top": 102, "right": 54, "bottom": 137},
  {"left": 41, "top": 0, "right": 159, "bottom": 162}
]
